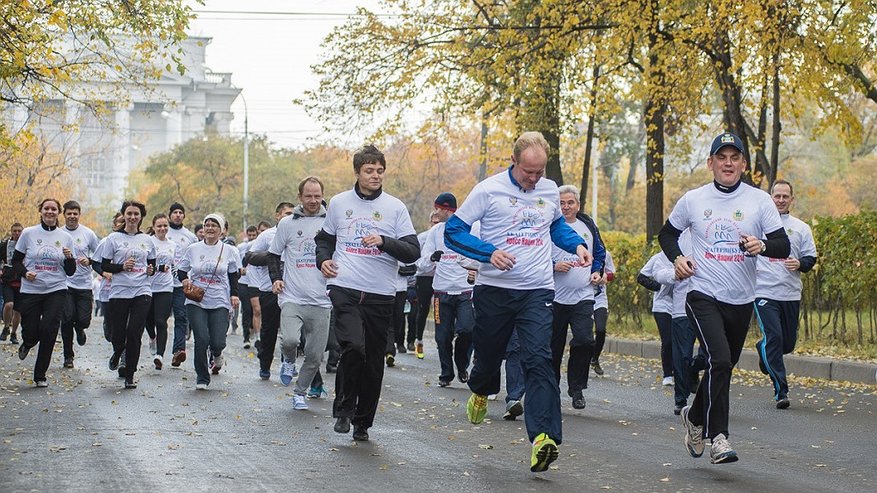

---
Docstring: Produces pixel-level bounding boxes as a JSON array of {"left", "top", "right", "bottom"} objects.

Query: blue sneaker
[
  {"left": 280, "top": 360, "right": 296, "bottom": 386},
  {"left": 307, "top": 385, "right": 329, "bottom": 399},
  {"left": 259, "top": 369, "right": 270, "bottom": 380}
]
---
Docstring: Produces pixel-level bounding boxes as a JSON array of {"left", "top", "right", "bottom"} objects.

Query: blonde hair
[{"left": 513, "top": 131, "right": 550, "bottom": 160}]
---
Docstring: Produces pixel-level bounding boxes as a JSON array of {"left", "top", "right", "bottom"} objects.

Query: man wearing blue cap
[{"left": 658, "top": 132, "right": 790, "bottom": 464}]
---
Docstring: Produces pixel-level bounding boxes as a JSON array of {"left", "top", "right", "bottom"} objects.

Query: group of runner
[{"left": 1, "top": 131, "right": 815, "bottom": 472}]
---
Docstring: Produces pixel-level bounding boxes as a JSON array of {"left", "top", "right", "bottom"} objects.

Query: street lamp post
[{"left": 241, "top": 92, "right": 249, "bottom": 231}]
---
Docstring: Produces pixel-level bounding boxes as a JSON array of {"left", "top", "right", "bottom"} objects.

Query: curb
[{"left": 606, "top": 337, "right": 877, "bottom": 385}]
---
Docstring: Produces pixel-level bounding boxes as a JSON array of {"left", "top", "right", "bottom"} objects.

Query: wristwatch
[{"left": 758, "top": 240, "right": 766, "bottom": 255}]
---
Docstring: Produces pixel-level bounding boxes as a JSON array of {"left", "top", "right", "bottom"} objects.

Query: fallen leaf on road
[
  {"left": 478, "top": 444, "right": 493, "bottom": 450},
  {"left": 659, "top": 477, "right": 670, "bottom": 482}
]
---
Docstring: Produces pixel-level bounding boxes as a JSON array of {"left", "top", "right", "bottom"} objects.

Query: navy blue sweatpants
[{"left": 754, "top": 298, "right": 800, "bottom": 400}]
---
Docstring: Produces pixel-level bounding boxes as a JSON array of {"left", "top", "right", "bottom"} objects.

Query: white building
[{"left": 4, "top": 36, "right": 241, "bottom": 209}]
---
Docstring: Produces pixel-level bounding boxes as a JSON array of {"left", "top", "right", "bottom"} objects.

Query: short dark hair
[
  {"left": 353, "top": 144, "right": 386, "bottom": 173},
  {"left": 10, "top": 222, "right": 23, "bottom": 231},
  {"left": 770, "top": 179, "right": 793, "bottom": 196},
  {"left": 298, "top": 176, "right": 324, "bottom": 195},
  {"left": 275, "top": 202, "right": 295, "bottom": 213},
  {"left": 193, "top": 224, "right": 203, "bottom": 234},
  {"left": 152, "top": 212, "right": 169, "bottom": 225},
  {"left": 257, "top": 220, "right": 272, "bottom": 230},
  {"left": 63, "top": 200, "right": 81, "bottom": 213},
  {"left": 246, "top": 225, "right": 257, "bottom": 233}
]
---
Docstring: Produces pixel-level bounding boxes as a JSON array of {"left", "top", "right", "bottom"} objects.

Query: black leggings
[
  {"left": 17, "top": 290, "right": 66, "bottom": 382},
  {"left": 410, "top": 275, "right": 433, "bottom": 343},
  {"left": 592, "top": 307, "right": 608, "bottom": 362},
  {"left": 109, "top": 295, "right": 151, "bottom": 380},
  {"left": 654, "top": 312, "right": 674, "bottom": 377},
  {"left": 145, "top": 291, "right": 173, "bottom": 357}
]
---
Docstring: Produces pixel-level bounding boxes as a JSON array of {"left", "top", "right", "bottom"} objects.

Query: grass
[{"left": 609, "top": 311, "right": 877, "bottom": 363}]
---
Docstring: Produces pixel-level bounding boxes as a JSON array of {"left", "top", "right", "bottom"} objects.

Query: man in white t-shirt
[
  {"left": 59, "top": 200, "right": 100, "bottom": 369},
  {"left": 267, "top": 177, "right": 331, "bottom": 410},
  {"left": 659, "top": 132, "right": 790, "bottom": 465},
  {"left": 237, "top": 225, "right": 258, "bottom": 348},
  {"left": 754, "top": 180, "right": 817, "bottom": 410},
  {"left": 167, "top": 203, "right": 198, "bottom": 367},
  {"left": 444, "top": 132, "right": 592, "bottom": 473},
  {"left": 316, "top": 145, "right": 420, "bottom": 442}
]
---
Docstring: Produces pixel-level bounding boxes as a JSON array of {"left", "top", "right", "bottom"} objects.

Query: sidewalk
[{"left": 606, "top": 337, "right": 877, "bottom": 385}]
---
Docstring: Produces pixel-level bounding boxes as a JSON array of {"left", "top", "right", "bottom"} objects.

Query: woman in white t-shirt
[
  {"left": 13, "top": 198, "right": 76, "bottom": 388},
  {"left": 177, "top": 213, "right": 241, "bottom": 390},
  {"left": 102, "top": 201, "right": 156, "bottom": 389},
  {"left": 92, "top": 213, "right": 123, "bottom": 344},
  {"left": 145, "top": 213, "right": 176, "bottom": 370}
]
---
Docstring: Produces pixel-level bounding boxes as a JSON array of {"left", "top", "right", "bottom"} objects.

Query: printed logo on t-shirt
[
  {"left": 341, "top": 218, "right": 382, "bottom": 256},
  {"left": 35, "top": 245, "right": 61, "bottom": 272},
  {"left": 702, "top": 218, "right": 746, "bottom": 263},
  {"left": 703, "top": 209, "right": 712, "bottom": 220},
  {"left": 506, "top": 206, "right": 546, "bottom": 247},
  {"left": 733, "top": 210, "right": 744, "bottom": 221},
  {"left": 293, "top": 238, "right": 317, "bottom": 269},
  {"left": 124, "top": 245, "right": 148, "bottom": 274},
  {"left": 372, "top": 211, "right": 383, "bottom": 221}
]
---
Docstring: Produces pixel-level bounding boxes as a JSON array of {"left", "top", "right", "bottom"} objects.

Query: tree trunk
[
  {"left": 542, "top": 73, "right": 563, "bottom": 185},
  {"left": 769, "top": 55, "right": 782, "bottom": 186},
  {"left": 645, "top": 10, "right": 665, "bottom": 243},
  {"left": 580, "top": 65, "right": 601, "bottom": 212},
  {"left": 478, "top": 116, "right": 488, "bottom": 182}
]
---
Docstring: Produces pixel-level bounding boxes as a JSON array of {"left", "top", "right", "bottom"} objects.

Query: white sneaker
[
  {"left": 36, "top": 380, "right": 48, "bottom": 388},
  {"left": 662, "top": 376, "right": 675, "bottom": 386},
  {"left": 211, "top": 354, "right": 224, "bottom": 375},
  {"left": 195, "top": 383, "right": 208, "bottom": 390},
  {"left": 709, "top": 433, "right": 739, "bottom": 464},
  {"left": 292, "top": 394, "right": 308, "bottom": 410},
  {"left": 148, "top": 337, "right": 157, "bottom": 355},
  {"left": 153, "top": 354, "right": 163, "bottom": 370},
  {"left": 280, "top": 360, "right": 296, "bottom": 386},
  {"left": 681, "top": 405, "right": 705, "bottom": 457}
]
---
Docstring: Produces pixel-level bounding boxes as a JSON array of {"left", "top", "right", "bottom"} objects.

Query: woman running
[
  {"left": 146, "top": 213, "right": 176, "bottom": 370},
  {"left": 102, "top": 200, "right": 156, "bottom": 389},
  {"left": 177, "top": 213, "right": 241, "bottom": 390},
  {"left": 13, "top": 199, "right": 76, "bottom": 388}
]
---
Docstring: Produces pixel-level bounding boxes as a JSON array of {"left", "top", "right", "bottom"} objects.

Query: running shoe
[
  {"left": 458, "top": 369, "right": 469, "bottom": 383},
  {"left": 292, "top": 394, "right": 309, "bottom": 410},
  {"left": 674, "top": 402, "right": 685, "bottom": 415},
  {"left": 438, "top": 379, "right": 451, "bottom": 388},
  {"left": 307, "top": 386, "right": 329, "bottom": 399},
  {"left": 503, "top": 400, "right": 523, "bottom": 421},
  {"left": 396, "top": 343, "right": 407, "bottom": 354},
  {"left": 108, "top": 351, "right": 121, "bottom": 370},
  {"left": 76, "top": 328, "right": 87, "bottom": 346},
  {"left": 325, "top": 363, "right": 337, "bottom": 373},
  {"left": 280, "top": 360, "right": 296, "bottom": 386},
  {"left": 171, "top": 350, "right": 186, "bottom": 367},
  {"left": 570, "top": 390, "right": 586, "bottom": 410},
  {"left": 0, "top": 327, "right": 8, "bottom": 341},
  {"left": 662, "top": 376, "right": 674, "bottom": 386},
  {"left": 211, "top": 354, "right": 224, "bottom": 375},
  {"left": 334, "top": 417, "right": 351, "bottom": 434},
  {"left": 591, "top": 360, "right": 604, "bottom": 376},
  {"left": 243, "top": 338, "right": 251, "bottom": 349},
  {"left": 259, "top": 369, "right": 270, "bottom": 380},
  {"left": 709, "top": 433, "right": 738, "bottom": 464},
  {"left": 406, "top": 342, "right": 415, "bottom": 352},
  {"left": 681, "top": 405, "right": 705, "bottom": 457},
  {"left": 9, "top": 333, "right": 18, "bottom": 345},
  {"left": 415, "top": 340, "right": 424, "bottom": 359},
  {"left": 124, "top": 378, "right": 137, "bottom": 389},
  {"left": 35, "top": 380, "right": 48, "bottom": 388},
  {"left": 776, "top": 396, "right": 790, "bottom": 410},
  {"left": 18, "top": 342, "right": 32, "bottom": 360},
  {"left": 195, "top": 383, "right": 208, "bottom": 390},
  {"left": 530, "top": 433, "right": 559, "bottom": 472},
  {"left": 352, "top": 425, "right": 369, "bottom": 442},
  {"left": 385, "top": 353, "right": 395, "bottom": 368},
  {"left": 63, "top": 357, "right": 74, "bottom": 369},
  {"left": 466, "top": 393, "right": 488, "bottom": 424},
  {"left": 148, "top": 337, "right": 157, "bottom": 355},
  {"left": 154, "top": 354, "right": 163, "bottom": 370}
]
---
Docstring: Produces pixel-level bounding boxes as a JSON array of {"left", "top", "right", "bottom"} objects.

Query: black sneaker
[
  {"left": 385, "top": 353, "right": 395, "bottom": 368},
  {"left": 18, "top": 342, "right": 32, "bottom": 360},
  {"left": 108, "top": 352, "right": 121, "bottom": 371},
  {"left": 591, "top": 360, "right": 604, "bottom": 376},
  {"left": 438, "top": 379, "right": 451, "bottom": 387},
  {"left": 570, "top": 390, "right": 586, "bottom": 410},
  {"left": 124, "top": 379, "right": 137, "bottom": 389},
  {"left": 776, "top": 397, "right": 790, "bottom": 410},
  {"left": 0, "top": 326, "right": 9, "bottom": 341},
  {"left": 75, "top": 328, "right": 86, "bottom": 346},
  {"left": 674, "top": 403, "right": 685, "bottom": 415},
  {"left": 396, "top": 343, "right": 407, "bottom": 354},
  {"left": 352, "top": 425, "right": 369, "bottom": 441},
  {"left": 406, "top": 342, "right": 415, "bottom": 352},
  {"left": 334, "top": 417, "right": 351, "bottom": 434},
  {"left": 503, "top": 400, "right": 524, "bottom": 420},
  {"left": 458, "top": 370, "right": 469, "bottom": 383},
  {"left": 63, "top": 357, "right": 74, "bottom": 369},
  {"left": 9, "top": 333, "right": 18, "bottom": 345},
  {"left": 326, "top": 363, "right": 337, "bottom": 373}
]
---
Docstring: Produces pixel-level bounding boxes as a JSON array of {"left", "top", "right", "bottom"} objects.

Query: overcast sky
[{"left": 187, "top": 0, "right": 383, "bottom": 149}]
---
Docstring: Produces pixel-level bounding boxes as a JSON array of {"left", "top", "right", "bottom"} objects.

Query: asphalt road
[{"left": 0, "top": 317, "right": 874, "bottom": 492}]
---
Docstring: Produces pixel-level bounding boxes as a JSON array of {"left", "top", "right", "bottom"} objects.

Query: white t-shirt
[
  {"left": 64, "top": 224, "right": 100, "bottom": 290},
  {"left": 15, "top": 225, "right": 75, "bottom": 294},
  {"left": 640, "top": 252, "right": 674, "bottom": 314},
  {"left": 269, "top": 213, "right": 330, "bottom": 308},
  {"left": 150, "top": 236, "right": 176, "bottom": 294},
  {"left": 414, "top": 229, "right": 436, "bottom": 277},
  {"left": 594, "top": 250, "right": 614, "bottom": 310},
  {"left": 755, "top": 213, "right": 817, "bottom": 301},
  {"left": 667, "top": 182, "right": 784, "bottom": 305},
  {"left": 166, "top": 226, "right": 198, "bottom": 288},
  {"left": 178, "top": 241, "right": 241, "bottom": 311},
  {"left": 322, "top": 189, "right": 417, "bottom": 296},
  {"left": 102, "top": 231, "right": 156, "bottom": 299},
  {"left": 553, "top": 220, "right": 596, "bottom": 305},
  {"left": 247, "top": 226, "right": 277, "bottom": 293},
  {"left": 92, "top": 238, "right": 112, "bottom": 302},
  {"left": 454, "top": 169, "right": 564, "bottom": 291},
  {"left": 237, "top": 241, "right": 252, "bottom": 286},
  {"left": 653, "top": 230, "right": 692, "bottom": 318},
  {"left": 417, "top": 222, "right": 480, "bottom": 294}
]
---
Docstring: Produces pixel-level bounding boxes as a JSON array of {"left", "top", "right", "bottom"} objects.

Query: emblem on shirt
[
  {"left": 372, "top": 211, "right": 383, "bottom": 221},
  {"left": 345, "top": 209, "right": 353, "bottom": 218},
  {"left": 199, "top": 255, "right": 205, "bottom": 261},
  {"left": 76, "top": 238, "right": 82, "bottom": 244},
  {"left": 703, "top": 209, "right": 712, "bottom": 219},
  {"left": 55, "top": 240, "right": 61, "bottom": 247},
  {"left": 508, "top": 197, "right": 518, "bottom": 207},
  {"left": 536, "top": 198, "right": 546, "bottom": 208},
  {"left": 36, "top": 239, "right": 43, "bottom": 245},
  {"left": 733, "top": 210, "right": 744, "bottom": 221},
  {"left": 297, "top": 230, "right": 303, "bottom": 237}
]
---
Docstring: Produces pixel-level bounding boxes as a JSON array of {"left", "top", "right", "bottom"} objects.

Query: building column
[{"left": 111, "top": 105, "right": 132, "bottom": 206}]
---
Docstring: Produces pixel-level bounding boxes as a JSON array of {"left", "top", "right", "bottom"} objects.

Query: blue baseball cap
[{"left": 709, "top": 132, "right": 745, "bottom": 156}]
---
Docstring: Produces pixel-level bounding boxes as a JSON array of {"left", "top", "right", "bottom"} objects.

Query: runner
[
  {"left": 638, "top": 251, "right": 675, "bottom": 386},
  {"left": 0, "top": 223, "right": 24, "bottom": 345},
  {"left": 13, "top": 199, "right": 76, "bottom": 388},
  {"left": 167, "top": 203, "right": 198, "bottom": 368},
  {"left": 591, "top": 251, "right": 615, "bottom": 376},
  {"left": 145, "top": 213, "right": 176, "bottom": 370},
  {"left": 237, "top": 225, "right": 258, "bottom": 347},
  {"left": 60, "top": 200, "right": 100, "bottom": 369}
]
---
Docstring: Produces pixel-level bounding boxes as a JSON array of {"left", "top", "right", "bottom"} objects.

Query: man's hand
[
  {"left": 784, "top": 257, "right": 800, "bottom": 271},
  {"left": 674, "top": 255, "right": 696, "bottom": 280},
  {"left": 590, "top": 272, "right": 602, "bottom": 284},
  {"left": 272, "top": 280, "right": 285, "bottom": 294},
  {"left": 78, "top": 257, "right": 90, "bottom": 266},
  {"left": 123, "top": 257, "right": 136, "bottom": 272},
  {"left": 25, "top": 271, "right": 36, "bottom": 281},
  {"left": 361, "top": 234, "right": 383, "bottom": 248},
  {"left": 182, "top": 279, "right": 192, "bottom": 289},
  {"left": 62, "top": 247, "right": 73, "bottom": 259},
  {"left": 576, "top": 244, "right": 593, "bottom": 267},
  {"left": 321, "top": 260, "right": 338, "bottom": 279},
  {"left": 430, "top": 251, "right": 444, "bottom": 262},
  {"left": 554, "top": 261, "right": 573, "bottom": 273},
  {"left": 146, "top": 264, "right": 154, "bottom": 276},
  {"left": 739, "top": 234, "right": 764, "bottom": 256},
  {"left": 490, "top": 250, "right": 516, "bottom": 271},
  {"left": 231, "top": 296, "right": 240, "bottom": 310}
]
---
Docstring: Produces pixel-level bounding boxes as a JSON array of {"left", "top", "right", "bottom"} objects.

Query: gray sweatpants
[{"left": 280, "top": 302, "right": 331, "bottom": 395}]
